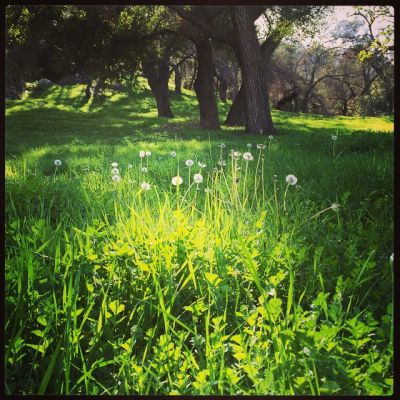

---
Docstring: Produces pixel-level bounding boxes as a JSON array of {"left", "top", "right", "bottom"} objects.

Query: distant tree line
[{"left": 5, "top": 5, "right": 394, "bottom": 135}]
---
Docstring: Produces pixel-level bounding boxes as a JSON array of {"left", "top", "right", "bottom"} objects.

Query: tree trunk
[
  {"left": 231, "top": 6, "right": 274, "bottom": 134},
  {"left": 219, "top": 79, "right": 228, "bottom": 102},
  {"left": 142, "top": 53, "right": 174, "bottom": 118},
  {"left": 225, "top": 27, "right": 279, "bottom": 129},
  {"left": 193, "top": 38, "right": 220, "bottom": 129},
  {"left": 172, "top": 64, "right": 182, "bottom": 95}
]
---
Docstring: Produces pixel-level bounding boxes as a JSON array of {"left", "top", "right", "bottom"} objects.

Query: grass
[{"left": 5, "top": 83, "right": 394, "bottom": 395}]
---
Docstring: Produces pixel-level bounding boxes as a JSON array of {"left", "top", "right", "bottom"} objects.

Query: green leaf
[
  {"left": 37, "top": 315, "right": 47, "bottom": 327},
  {"left": 320, "top": 380, "right": 341, "bottom": 394},
  {"left": 109, "top": 300, "right": 125, "bottom": 316}
]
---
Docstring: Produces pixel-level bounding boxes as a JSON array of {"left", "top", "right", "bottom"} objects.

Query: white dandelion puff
[
  {"left": 185, "top": 159, "right": 194, "bottom": 167},
  {"left": 193, "top": 173, "right": 203, "bottom": 184},
  {"left": 111, "top": 167, "right": 120, "bottom": 175},
  {"left": 54, "top": 159, "right": 62, "bottom": 166},
  {"left": 331, "top": 202, "right": 340, "bottom": 211},
  {"left": 111, "top": 162, "right": 118, "bottom": 168},
  {"left": 217, "top": 159, "right": 226, "bottom": 166},
  {"left": 172, "top": 176, "right": 183, "bottom": 186},
  {"left": 140, "top": 182, "right": 151, "bottom": 191},
  {"left": 243, "top": 152, "right": 254, "bottom": 161},
  {"left": 112, "top": 175, "right": 121, "bottom": 182},
  {"left": 170, "top": 151, "right": 177, "bottom": 157},
  {"left": 127, "top": 164, "right": 133, "bottom": 169},
  {"left": 268, "top": 135, "right": 274, "bottom": 140},
  {"left": 139, "top": 151, "right": 146, "bottom": 158},
  {"left": 145, "top": 151, "right": 151, "bottom": 157},
  {"left": 331, "top": 135, "right": 338, "bottom": 141},
  {"left": 257, "top": 143, "right": 266, "bottom": 150},
  {"left": 219, "top": 143, "right": 226, "bottom": 148},
  {"left": 303, "top": 347, "right": 311, "bottom": 356},
  {"left": 268, "top": 288, "right": 276, "bottom": 296},
  {"left": 286, "top": 174, "right": 298, "bottom": 185},
  {"left": 247, "top": 143, "right": 252, "bottom": 148},
  {"left": 141, "top": 167, "right": 148, "bottom": 173},
  {"left": 198, "top": 161, "right": 206, "bottom": 168}
]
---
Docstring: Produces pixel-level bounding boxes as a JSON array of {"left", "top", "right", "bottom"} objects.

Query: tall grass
[{"left": 5, "top": 85, "right": 393, "bottom": 395}]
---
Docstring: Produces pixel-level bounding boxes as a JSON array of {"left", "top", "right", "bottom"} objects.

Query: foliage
[{"left": 5, "top": 84, "right": 393, "bottom": 395}]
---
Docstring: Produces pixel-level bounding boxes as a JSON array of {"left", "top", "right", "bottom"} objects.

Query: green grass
[{"left": 5, "top": 83, "right": 394, "bottom": 395}]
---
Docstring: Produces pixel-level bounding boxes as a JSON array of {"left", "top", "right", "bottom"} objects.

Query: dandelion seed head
[
  {"left": 331, "top": 135, "right": 338, "bottom": 141},
  {"left": 185, "top": 159, "right": 194, "bottom": 167},
  {"left": 112, "top": 175, "right": 121, "bottom": 182},
  {"left": 257, "top": 143, "right": 266, "bottom": 150},
  {"left": 170, "top": 151, "right": 177, "bottom": 157},
  {"left": 268, "top": 135, "right": 274, "bottom": 140},
  {"left": 139, "top": 151, "right": 146, "bottom": 158},
  {"left": 145, "top": 151, "right": 151, "bottom": 157},
  {"left": 128, "top": 164, "right": 133, "bottom": 169},
  {"left": 140, "top": 182, "right": 151, "bottom": 191},
  {"left": 193, "top": 173, "right": 203, "bottom": 183},
  {"left": 141, "top": 167, "right": 148, "bottom": 173},
  {"left": 331, "top": 202, "right": 340, "bottom": 211},
  {"left": 217, "top": 159, "right": 226, "bottom": 166},
  {"left": 219, "top": 143, "right": 226, "bottom": 148},
  {"left": 172, "top": 176, "right": 183, "bottom": 186},
  {"left": 286, "top": 174, "right": 298, "bottom": 185},
  {"left": 111, "top": 167, "right": 120, "bottom": 175},
  {"left": 303, "top": 347, "right": 311, "bottom": 356},
  {"left": 54, "top": 159, "right": 62, "bottom": 166},
  {"left": 243, "top": 152, "right": 254, "bottom": 161},
  {"left": 198, "top": 161, "right": 206, "bottom": 168},
  {"left": 247, "top": 143, "right": 252, "bottom": 148}
]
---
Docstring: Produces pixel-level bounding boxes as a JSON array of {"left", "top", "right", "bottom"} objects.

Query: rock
[{"left": 37, "top": 78, "right": 54, "bottom": 86}]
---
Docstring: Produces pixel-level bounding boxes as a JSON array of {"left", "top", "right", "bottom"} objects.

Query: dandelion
[
  {"left": 390, "top": 253, "right": 394, "bottom": 263},
  {"left": 231, "top": 151, "right": 241, "bottom": 159},
  {"left": 219, "top": 143, "right": 226, "bottom": 148},
  {"left": 331, "top": 202, "right": 340, "bottom": 211},
  {"left": 198, "top": 161, "right": 206, "bottom": 168},
  {"left": 302, "top": 347, "right": 311, "bottom": 356},
  {"left": 112, "top": 175, "right": 121, "bottom": 182},
  {"left": 268, "top": 135, "right": 274, "bottom": 140},
  {"left": 172, "top": 176, "right": 183, "bottom": 186},
  {"left": 247, "top": 143, "right": 252, "bottom": 149},
  {"left": 257, "top": 143, "right": 266, "bottom": 150},
  {"left": 193, "top": 173, "right": 203, "bottom": 184},
  {"left": 286, "top": 174, "right": 298, "bottom": 186},
  {"left": 217, "top": 159, "right": 226, "bottom": 167},
  {"left": 185, "top": 159, "right": 194, "bottom": 167},
  {"left": 140, "top": 182, "right": 151, "bottom": 191},
  {"left": 54, "top": 159, "right": 62, "bottom": 166},
  {"left": 170, "top": 151, "right": 177, "bottom": 157},
  {"left": 243, "top": 152, "right": 254, "bottom": 161},
  {"left": 127, "top": 164, "right": 133, "bottom": 169},
  {"left": 145, "top": 151, "right": 151, "bottom": 157},
  {"left": 139, "top": 151, "right": 146, "bottom": 158},
  {"left": 141, "top": 167, "right": 148, "bottom": 173},
  {"left": 111, "top": 167, "right": 120, "bottom": 175},
  {"left": 111, "top": 162, "right": 118, "bottom": 168},
  {"left": 331, "top": 135, "right": 338, "bottom": 141},
  {"left": 204, "top": 187, "right": 211, "bottom": 193}
]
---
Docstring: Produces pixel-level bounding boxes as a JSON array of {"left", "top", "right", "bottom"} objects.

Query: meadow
[{"left": 5, "top": 83, "right": 394, "bottom": 395}]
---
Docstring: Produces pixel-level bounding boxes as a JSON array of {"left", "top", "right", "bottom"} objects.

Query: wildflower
[
  {"left": 198, "top": 161, "right": 206, "bottom": 168},
  {"left": 217, "top": 159, "right": 226, "bottom": 167},
  {"left": 331, "top": 202, "right": 340, "bottom": 211},
  {"left": 54, "top": 159, "right": 62, "bottom": 166},
  {"left": 390, "top": 253, "right": 394, "bottom": 263},
  {"left": 172, "top": 176, "right": 183, "bottom": 186},
  {"left": 219, "top": 143, "right": 226, "bottom": 148},
  {"left": 141, "top": 182, "right": 151, "bottom": 191},
  {"left": 185, "top": 159, "right": 194, "bottom": 167},
  {"left": 243, "top": 152, "right": 254, "bottom": 161},
  {"left": 286, "top": 174, "right": 298, "bottom": 185},
  {"left": 141, "top": 167, "right": 148, "bottom": 173},
  {"left": 111, "top": 167, "right": 120, "bottom": 175},
  {"left": 193, "top": 173, "right": 203, "bottom": 184},
  {"left": 145, "top": 151, "right": 151, "bottom": 157},
  {"left": 128, "top": 164, "right": 133, "bottom": 169},
  {"left": 111, "top": 162, "right": 118, "bottom": 168},
  {"left": 139, "top": 151, "right": 146, "bottom": 158},
  {"left": 170, "top": 151, "right": 177, "bottom": 157},
  {"left": 303, "top": 347, "right": 311, "bottom": 356},
  {"left": 257, "top": 143, "right": 266, "bottom": 150},
  {"left": 268, "top": 288, "right": 276, "bottom": 296},
  {"left": 268, "top": 135, "right": 274, "bottom": 140},
  {"left": 231, "top": 151, "right": 241, "bottom": 159},
  {"left": 331, "top": 135, "right": 338, "bottom": 141},
  {"left": 112, "top": 175, "right": 121, "bottom": 182},
  {"left": 247, "top": 143, "right": 252, "bottom": 148}
]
